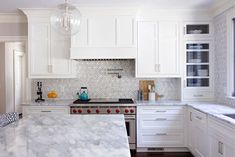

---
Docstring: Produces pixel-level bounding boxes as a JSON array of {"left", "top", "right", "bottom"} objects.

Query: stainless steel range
[{"left": 70, "top": 98, "right": 136, "bottom": 150}]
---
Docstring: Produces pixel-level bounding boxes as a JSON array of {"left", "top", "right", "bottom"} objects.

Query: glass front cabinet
[
  {"left": 184, "top": 22, "right": 212, "bottom": 39},
  {"left": 183, "top": 41, "right": 214, "bottom": 101}
]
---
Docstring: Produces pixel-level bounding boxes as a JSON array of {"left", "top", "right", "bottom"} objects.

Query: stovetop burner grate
[{"left": 73, "top": 98, "right": 134, "bottom": 104}]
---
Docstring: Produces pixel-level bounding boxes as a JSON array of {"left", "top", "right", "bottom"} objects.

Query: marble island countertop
[{"left": 0, "top": 115, "right": 130, "bottom": 157}]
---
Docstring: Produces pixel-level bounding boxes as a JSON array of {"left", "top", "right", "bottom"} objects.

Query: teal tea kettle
[{"left": 77, "top": 87, "right": 89, "bottom": 101}]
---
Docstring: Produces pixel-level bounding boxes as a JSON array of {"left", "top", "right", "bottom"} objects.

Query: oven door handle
[{"left": 125, "top": 115, "right": 136, "bottom": 119}]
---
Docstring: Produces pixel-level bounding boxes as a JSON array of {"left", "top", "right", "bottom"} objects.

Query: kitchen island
[{"left": 0, "top": 115, "right": 130, "bottom": 157}]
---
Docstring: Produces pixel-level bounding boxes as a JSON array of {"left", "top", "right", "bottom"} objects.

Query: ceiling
[{"left": 0, "top": 0, "right": 224, "bottom": 13}]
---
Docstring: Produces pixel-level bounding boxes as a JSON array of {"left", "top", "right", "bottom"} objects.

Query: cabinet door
[
  {"left": 51, "top": 29, "right": 74, "bottom": 76},
  {"left": 158, "top": 21, "right": 179, "bottom": 75},
  {"left": 192, "top": 110, "right": 209, "bottom": 157},
  {"left": 188, "top": 111, "right": 194, "bottom": 152},
  {"left": 88, "top": 16, "right": 116, "bottom": 47},
  {"left": 209, "top": 136, "right": 223, "bottom": 157},
  {"left": 116, "top": 16, "right": 135, "bottom": 47},
  {"left": 29, "top": 23, "right": 50, "bottom": 76},
  {"left": 71, "top": 18, "right": 88, "bottom": 47},
  {"left": 194, "top": 123, "right": 208, "bottom": 157},
  {"left": 137, "top": 21, "right": 158, "bottom": 76},
  {"left": 224, "top": 143, "right": 235, "bottom": 157}
]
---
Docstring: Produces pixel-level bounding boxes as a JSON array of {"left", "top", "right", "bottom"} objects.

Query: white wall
[
  {"left": 0, "top": 42, "right": 24, "bottom": 114},
  {"left": 0, "top": 43, "right": 6, "bottom": 114}
]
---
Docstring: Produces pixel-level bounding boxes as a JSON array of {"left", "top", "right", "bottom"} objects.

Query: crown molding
[
  {"left": 0, "top": 13, "right": 27, "bottom": 23},
  {"left": 211, "top": 0, "right": 235, "bottom": 17}
]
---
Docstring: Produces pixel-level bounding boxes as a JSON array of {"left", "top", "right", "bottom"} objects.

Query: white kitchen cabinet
[
  {"left": 29, "top": 22, "right": 51, "bottom": 76},
  {"left": 137, "top": 106, "right": 186, "bottom": 149},
  {"left": 72, "top": 16, "right": 136, "bottom": 47},
  {"left": 188, "top": 108, "right": 209, "bottom": 157},
  {"left": 183, "top": 40, "right": 214, "bottom": 101},
  {"left": 184, "top": 22, "right": 212, "bottom": 39},
  {"left": 70, "top": 15, "right": 137, "bottom": 59},
  {"left": 23, "top": 10, "right": 75, "bottom": 78},
  {"left": 136, "top": 21, "right": 180, "bottom": 78},
  {"left": 187, "top": 110, "right": 194, "bottom": 153},
  {"left": 23, "top": 106, "right": 70, "bottom": 116},
  {"left": 50, "top": 29, "right": 74, "bottom": 76},
  {"left": 208, "top": 117, "right": 235, "bottom": 157},
  {"left": 89, "top": 16, "right": 116, "bottom": 47}
]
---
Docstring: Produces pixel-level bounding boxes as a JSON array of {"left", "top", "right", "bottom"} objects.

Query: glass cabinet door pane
[
  {"left": 186, "top": 24, "right": 209, "bottom": 34},
  {"left": 187, "top": 65, "right": 209, "bottom": 76},
  {"left": 187, "top": 51, "right": 209, "bottom": 63},
  {"left": 187, "top": 78, "right": 209, "bottom": 87},
  {"left": 186, "top": 43, "right": 209, "bottom": 50}
]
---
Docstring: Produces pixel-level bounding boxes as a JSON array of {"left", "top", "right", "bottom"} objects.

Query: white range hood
[
  {"left": 70, "top": 47, "right": 137, "bottom": 60},
  {"left": 69, "top": 10, "right": 137, "bottom": 60}
]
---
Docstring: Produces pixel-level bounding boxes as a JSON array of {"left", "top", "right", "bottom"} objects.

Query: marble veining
[{"left": 0, "top": 115, "right": 130, "bottom": 157}]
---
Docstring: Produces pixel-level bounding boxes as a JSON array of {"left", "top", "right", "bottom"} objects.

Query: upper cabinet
[
  {"left": 23, "top": 10, "right": 76, "bottom": 78},
  {"left": 182, "top": 21, "right": 214, "bottom": 101},
  {"left": 70, "top": 15, "right": 137, "bottom": 59},
  {"left": 136, "top": 21, "right": 180, "bottom": 78},
  {"left": 184, "top": 22, "right": 213, "bottom": 39}
]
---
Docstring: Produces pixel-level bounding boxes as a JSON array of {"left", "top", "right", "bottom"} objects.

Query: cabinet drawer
[
  {"left": 138, "top": 115, "right": 184, "bottom": 130},
  {"left": 23, "top": 106, "right": 69, "bottom": 116},
  {"left": 138, "top": 131, "right": 184, "bottom": 147},
  {"left": 183, "top": 90, "right": 213, "bottom": 101},
  {"left": 193, "top": 109, "right": 207, "bottom": 126},
  {"left": 40, "top": 106, "right": 69, "bottom": 114},
  {"left": 138, "top": 106, "right": 184, "bottom": 115}
]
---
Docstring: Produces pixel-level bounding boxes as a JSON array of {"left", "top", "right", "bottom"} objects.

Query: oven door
[{"left": 125, "top": 115, "right": 136, "bottom": 145}]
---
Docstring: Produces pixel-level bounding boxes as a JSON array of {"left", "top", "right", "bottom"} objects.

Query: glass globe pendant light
[{"left": 50, "top": 0, "right": 82, "bottom": 36}]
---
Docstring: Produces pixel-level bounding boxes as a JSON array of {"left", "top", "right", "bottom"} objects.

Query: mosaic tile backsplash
[
  {"left": 213, "top": 6, "right": 235, "bottom": 107},
  {"left": 32, "top": 60, "right": 181, "bottom": 100}
]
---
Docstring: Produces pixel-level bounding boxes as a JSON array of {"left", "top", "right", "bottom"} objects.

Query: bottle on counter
[{"left": 137, "top": 90, "right": 144, "bottom": 101}]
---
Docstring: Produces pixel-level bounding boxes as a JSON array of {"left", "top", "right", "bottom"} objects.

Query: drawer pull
[
  {"left": 218, "top": 141, "right": 224, "bottom": 155},
  {"left": 155, "top": 118, "right": 167, "bottom": 121},
  {"left": 156, "top": 111, "right": 167, "bottom": 113},
  {"left": 41, "top": 111, "right": 52, "bottom": 113},
  {"left": 193, "top": 94, "right": 203, "bottom": 97},
  {"left": 156, "top": 133, "right": 167, "bottom": 136},
  {"left": 196, "top": 116, "right": 202, "bottom": 120}
]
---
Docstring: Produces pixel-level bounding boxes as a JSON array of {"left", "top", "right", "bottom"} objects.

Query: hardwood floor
[{"left": 131, "top": 152, "right": 194, "bottom": 157}]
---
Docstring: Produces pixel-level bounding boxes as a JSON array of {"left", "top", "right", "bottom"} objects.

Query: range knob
[
  {"left": 125, "top": 109, "right": 129, "bottom": 113},
  {"left": 96, "top": 109, "right": 100, "bottom": 114},
  {"left": 72, "top": 109, "right": 77, "bottom": 114},
  {"left": 78, "top": 109, "right": 82, "bottom": 113},
  {"left": 130, "top": 109, "right": 135, "bottom": 113},
  {"left": 115, "top": 109, "right": 120, "bottom": 113},
  {"left": 107, "top": 109, "right": 111, "bottom": 114},
  {"left": 87, "top": 109, "right": 92, "bottom": 114}
]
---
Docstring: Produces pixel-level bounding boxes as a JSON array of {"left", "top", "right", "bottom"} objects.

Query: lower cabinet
[
  {"left": 208, "top": 117, "right": 235, "bottom": 157},
  {"left": 137, "top": 105, "right": 235, "bottom": 156},
  {"left": 137, "top": 106, "right": 186, "bottom": 148},
  {"left": 23, "top": 106, "right": 70, "bottom": 116},
  {"left": 187, "top": 107, "right": 209, "bottom": 157}
]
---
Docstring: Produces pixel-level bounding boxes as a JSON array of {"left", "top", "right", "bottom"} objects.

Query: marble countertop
[
  {"left": 188, "top": 103, "right": 235, "bottom": 127},
  {"left": 136, "top": 100, "right": 186, "bottom": 106},
  {"left": 21, "top": 99, "right": 74, "bottom": 106},
  {"left": 136, "top": 100, "right": 235, "bottom": 127},
  {"left": 0, "top": 115, "right": 130, "bottom": 157}
]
